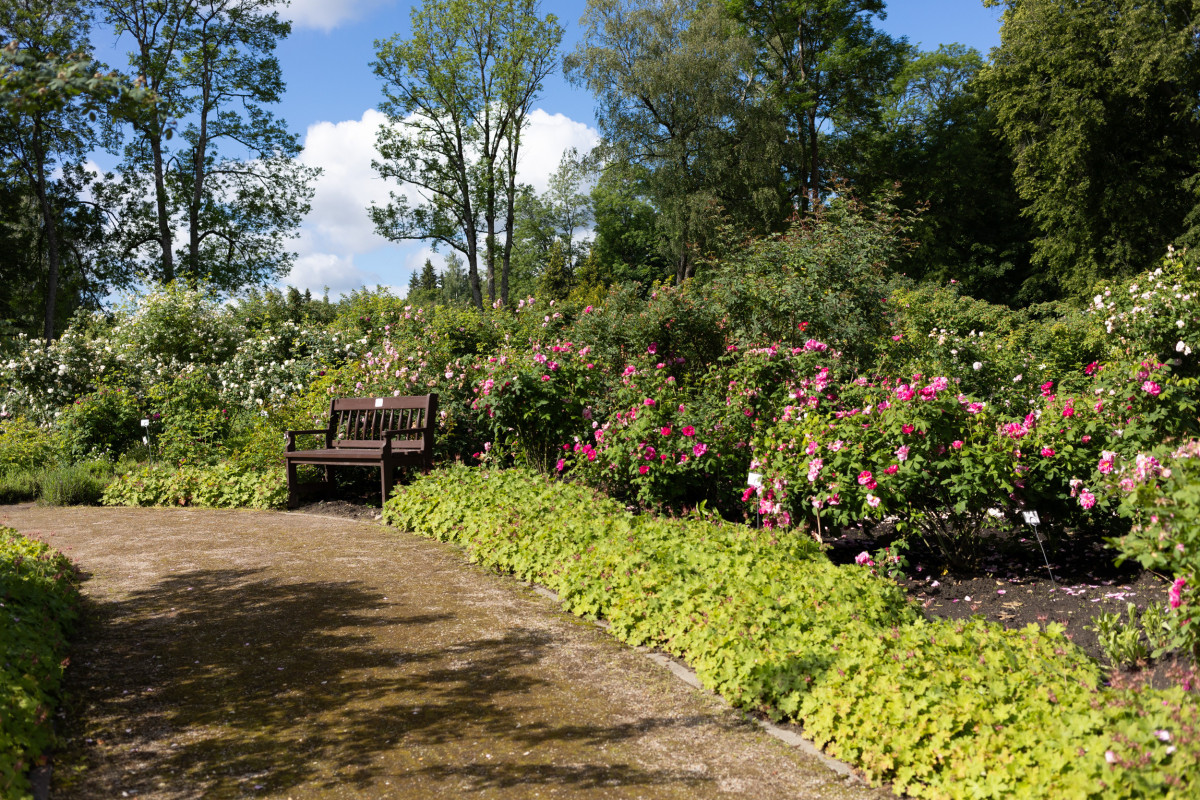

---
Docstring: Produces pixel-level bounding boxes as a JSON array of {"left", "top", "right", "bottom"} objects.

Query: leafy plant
[
  {"left": 0, "top": 527, "right": 80, "bottom": 798},
  {"left": 384, "top": 467, "right": 1199, "bottom": 799},
  {"left": 1089, "top": 604, "right": 1150, "bottom": 667},
  {"left": 102, "top": 462, "right": 286, "bottom": 509},
  {"left": 37, "top": 462, "right": 111, "bottom": 506}
]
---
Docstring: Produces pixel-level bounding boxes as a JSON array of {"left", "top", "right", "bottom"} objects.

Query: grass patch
[{"left": 384, "top": 466, "right": 1198, "bottom": 799}]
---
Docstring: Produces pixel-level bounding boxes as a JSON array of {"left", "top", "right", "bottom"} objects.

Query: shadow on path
[{"left": 59, "top": 565, "right": 712, "bottom": 798}]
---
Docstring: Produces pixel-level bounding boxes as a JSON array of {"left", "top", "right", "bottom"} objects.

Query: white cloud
[
  {"left": 275, "top": 0, "right": 394, "bottom": 32},
  {"left": 297, "top": 109, "right": 395, "bottom": 256},
  {"left": 517, "top": 110, "right": 600, "bottom": 193},
  {"left": 287, "top": 252, "right": 384, "bottom": 297},
  {"left": 288, "top": 107, "right": 599, "bottom": 296}
]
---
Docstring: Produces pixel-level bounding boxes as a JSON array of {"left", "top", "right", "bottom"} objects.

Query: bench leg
[
  {"left": 380, "top": 463, "right": 394, "bottom": 508},
  {"left": 286, "top": 460, "right": 299, "bottom": 509}
]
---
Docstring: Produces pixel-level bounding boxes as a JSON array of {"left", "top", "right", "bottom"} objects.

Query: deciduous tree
[
  {"left": 981, "top": 0, "right": 1200, "bottom": 297},
  {"left": 370, "top": 0, "right": 562, "bottom": 309}
]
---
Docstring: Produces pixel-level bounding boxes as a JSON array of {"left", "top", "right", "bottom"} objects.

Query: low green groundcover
[
  {"left": 384, "top": 466, "right": 1198, "bottom": 800},
  {"left": 0, "top": 527, "right": 80, "bottom": 799},
  {"left": 102, "top": 463, "right": 286, "bottom": 509}
]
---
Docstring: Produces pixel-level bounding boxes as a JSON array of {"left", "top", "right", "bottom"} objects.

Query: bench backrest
[{"left": 327, "top": 395, "right": 438, "bottom": 450}]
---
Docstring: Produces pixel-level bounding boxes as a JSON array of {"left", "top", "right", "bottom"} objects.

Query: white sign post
[{"left": 1022, "top": 510, "right": 1055, "bottom": 584}]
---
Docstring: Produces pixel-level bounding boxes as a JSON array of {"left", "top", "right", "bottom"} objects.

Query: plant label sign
[
  {"left": 747, "top": 472, "right": 763, "bottom": 488},
  {"left": 140, "top": 419, "right": 150, "bottom": 427},
  {"left": 1022, "top": 510, "right": 1041, "bottom": 526},
  {"left": 374, "top": 398, "right": 384, "bottom": 408}
]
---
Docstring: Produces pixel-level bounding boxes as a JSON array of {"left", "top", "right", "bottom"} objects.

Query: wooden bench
[{"left": 284, "top": 395, "right": 437, "bottom": 509}]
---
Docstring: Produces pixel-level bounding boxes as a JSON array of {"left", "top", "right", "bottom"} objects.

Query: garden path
[{"left": 0, "top": 504, "right": 885, "bottom": 800}]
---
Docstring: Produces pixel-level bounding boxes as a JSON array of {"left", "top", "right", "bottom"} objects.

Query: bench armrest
[{"left": 285, "top": 429, "right": 330, "bottom": 452}]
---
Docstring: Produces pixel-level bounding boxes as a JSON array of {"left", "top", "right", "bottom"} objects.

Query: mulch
[{"left": 824, "top": 522, "right": 1197, "bottom": 690}]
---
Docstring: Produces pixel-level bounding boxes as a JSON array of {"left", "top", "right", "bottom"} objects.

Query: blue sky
[{"left": 101, "top": 1, "right": 1005, "bottom": 298}]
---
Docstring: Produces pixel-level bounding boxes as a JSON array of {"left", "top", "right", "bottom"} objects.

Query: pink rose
[
  {"left": 951, "top": 440, "right": 963, "bottom": 449},
  {"left": 1169, "top": 577, "right": 1186, "bottom": 609},
  {"left": 556, "top": 459, "right": 565, "bottom": 472},
  {"left": 682, "top": 425, "right": 696, "bottom": 437},
  {"left": 638, "top": 465, "right": 650, "bottom": 475},
  {"left": 644, "top": 398, "right": 655, "bottom": 406},
  {"left": 1040, "top": 447, "right": 1055, "bottom": 457},
  {"left": 866, "top": 493, "right": 881, "bottom": 508},
  {"left": 693, "top": 443, "right": 708, "bottom": 457},
  {"left": 884, "top": 464, "right": 898, "bottom": 475},
  {"left": 660, "top": 426, "right": 671, "bottom": 436},
  {"left": 895, "top": 445, "right": 910, "bottom": 461},
  {"left": 1143, "top": 380, "right": 1162, "bottom": 396},
  {"left": 1079, "top": 489, "right": 1096, "bottom": 509},
  {"left": 855, "top": 551, "right": 874, "bottom": 566}
]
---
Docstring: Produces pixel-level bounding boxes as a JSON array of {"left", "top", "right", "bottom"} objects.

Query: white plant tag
[
  {"left": 747, "top": 472, "right": 763, "bottom": 488},
  {"left": 374, "top": 398, "right": 384, "bottom": 408},
  {"left": 1022, "top": 510, "right": 1041, "bottom": 525}
]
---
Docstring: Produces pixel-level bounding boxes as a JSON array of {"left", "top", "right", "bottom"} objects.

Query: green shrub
[
  {"left": 0, "top": 527, "right": 80, "bottom": 797},
  {"left": 384, "top": 467, "right": 1199, "bottom": 799},
  {"left": 55, "top": 385, "right": 144, "bottom": 461},
  {"left": 0, "top": 470, "right": 39, "bottom": 504},
  {"left": 147, "top": 370, "right": 231, "bottom": 466},
  {"left": 0, "top": 416, "right": 62, "bottom": 474},
  {"left": 102, "top": 462, "right": 286, "bottom": 509},
  {"left": 37, "top": 463, "right": 110, "bottom": 506},
  {"left": 699, "top": 195, "right": 905, "bottom": 365}
]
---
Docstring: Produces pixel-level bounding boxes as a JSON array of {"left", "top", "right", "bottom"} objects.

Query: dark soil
[{"left": 824, "top": 522, "right": 1197, "bottom": 690}]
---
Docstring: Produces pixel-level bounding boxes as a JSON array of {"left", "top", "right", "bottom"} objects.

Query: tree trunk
[
  {"left": 189, "top": 35, "right": 212, "bottom": 280},
  {"left": 32, "top": 122, "right": 61, "bottom": 340},
  {"left": 150, "top": 124, "right": 174, "bottom": 283}
]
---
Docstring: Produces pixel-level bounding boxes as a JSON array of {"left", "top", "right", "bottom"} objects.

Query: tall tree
[
  {"left": 370, "top": 0, "right": 563, "bottom": 310},
  {"left": 0, "top": 0, "right": 103, "bottom": 339},
  {"left": 980, "top": 0, "right": 1200, "bottom": 297},
  {"left": 567, "top": 0, "right": 786, "bottom": 283},
  {"left": 724, "top": 0, "right": 906, "bottom": 212},
  {"left": 833, "top": 45, "right": 1037, "bottom": 304},
  {"left": 95, "top": 0, "right": 318, "bottom": 290}
]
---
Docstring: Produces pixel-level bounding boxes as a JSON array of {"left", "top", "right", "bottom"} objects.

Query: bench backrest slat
[{"left": 328, "top": 395, "right": 436, "bottom": 448}]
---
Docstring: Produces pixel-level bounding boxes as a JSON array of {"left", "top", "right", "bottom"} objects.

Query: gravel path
[{"left": 1, "top": 504, "right": 886, "bottom": 800}]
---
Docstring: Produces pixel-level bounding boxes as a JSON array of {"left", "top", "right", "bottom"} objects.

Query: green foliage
[
  {"left": 726, "top": 0, "right": 906, "bottom": 211},
  {"left": 0, "top": 527, "right": 80, "bottom": 798},
  {"left": 0, "top": 417, "right": 61, "bottom": 475},
  {"left": 36, "top": 461, "right": 111, "bottom": 506},
  {"left": 102, "top": 462, "right": 286, "bottom": 509},
  {"left": 700, "top": 195, "right": 906, "bottom": 365},
  {"left": 0, "top": 470, "right": 39, "bottom": 504},
  {"left": 371, "top": 0, "right": 563, "bottom": 307},
  {"left": 567, "top": 281, "right": 725, "bottom": 376},
  {"left": 1105, "top": 439, "right": 1200, "bottom": 658},
  {"left": 567, "top": 0, "right": 788, "bottom": 281},
  {"left": 1088, "top": 604, "right": 1154, "bottom": 667},
  {"left": 385, "top": 467, "right": 1199, "bottom": 799},
  {"left": 470, "top": 341, "right": 607, "bottom": 471},
  {"left": 1091, "top": 250, "right": 1200, "bottom": 377},
  {"left": 147, "top": 371, "right": 231, "bottom": 466},
  {"left": 832, "top": 44, "right": 1037, "bottom": 305},
  {"left": 981, "top": 0, "right": 1200, "bottom": 297},
  {"left": 95, "top": 0, "right": 317, "bottom": 289},
  {"left": 54, "top": 385, "right": 143, "bottom": 461}
]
